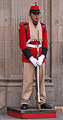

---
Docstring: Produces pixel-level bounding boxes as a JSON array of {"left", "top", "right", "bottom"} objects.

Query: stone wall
[{"left": 51, "top": 0, "right": 63, "bottom": 105}]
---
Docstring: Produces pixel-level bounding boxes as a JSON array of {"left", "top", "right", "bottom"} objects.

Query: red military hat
[{"left": 29, "top": 2, "right": 41, "bottom": 14}]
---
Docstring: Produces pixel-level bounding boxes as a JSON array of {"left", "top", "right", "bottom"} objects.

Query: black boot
[
  {"left": 21, "top": 104, "right": 28, "bottom": 110},
  {"left": 41, "top": 103, "right": 52, "bottom": 109}
]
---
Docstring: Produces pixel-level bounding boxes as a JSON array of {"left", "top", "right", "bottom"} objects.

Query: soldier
[{"left": 19, "top": 2, "right": 52, "bottom": 110}]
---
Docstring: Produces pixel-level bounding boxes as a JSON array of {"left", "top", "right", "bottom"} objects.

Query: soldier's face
[{"left": 30, "top": 13, "right": 40, "bottom": 22}]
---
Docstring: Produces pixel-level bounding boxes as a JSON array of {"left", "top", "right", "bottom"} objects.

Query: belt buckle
[
  {"left": 35, "top": 41, "right": 39, "bottom": 45},
  {"left": 36, "top": 44, "right": 39, "bottom": 48}
]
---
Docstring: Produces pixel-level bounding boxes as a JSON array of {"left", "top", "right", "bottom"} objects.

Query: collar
[{"left": 32, "top": 20, "right": 38, "bottom": 25}]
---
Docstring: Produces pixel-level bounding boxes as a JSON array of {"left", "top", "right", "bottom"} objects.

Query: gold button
[
  {"left": 36, "top": 37, "right": 38, "bottom": 39},
  {"left": 35, "top": 39, "right": 36, "bottom": 41},
  {"left": 35, "top": 29, "right": 37, "bottom": 32}
]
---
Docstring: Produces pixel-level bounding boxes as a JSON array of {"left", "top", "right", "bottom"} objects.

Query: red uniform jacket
[{"left": 19, "top": 22, "right": 48, "bottom": 63}]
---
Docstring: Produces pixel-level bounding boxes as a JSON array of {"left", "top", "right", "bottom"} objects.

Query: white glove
[
  {"left": 37, "top": 54, "right": 45, "bottom": 66},
  {"left": 29, "top": 56, "right": 38, "bottom": 67}
]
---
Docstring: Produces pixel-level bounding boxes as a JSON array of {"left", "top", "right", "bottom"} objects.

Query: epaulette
[
  {"left": 19, "top": 22, "right": 29, "bottom": 32},
  {"left": 23, "top": 22, "right": 29, "bottom": 25}
]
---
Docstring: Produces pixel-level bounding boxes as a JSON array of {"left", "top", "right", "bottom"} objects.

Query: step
[{"left": 7, "top": 107, "right": 56, "bottom": 119}]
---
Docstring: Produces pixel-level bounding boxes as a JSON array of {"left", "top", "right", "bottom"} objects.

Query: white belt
[{"left": 26, "top": 39, "right": 42, "bottom": 48}]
